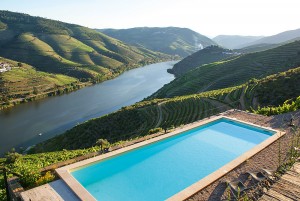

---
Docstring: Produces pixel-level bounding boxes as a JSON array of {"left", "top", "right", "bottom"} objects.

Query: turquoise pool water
[{"left": 71, "top": 118, "right": 274, "bottom": 201}]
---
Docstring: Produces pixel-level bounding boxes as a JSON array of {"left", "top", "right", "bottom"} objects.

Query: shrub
[
  {"left": 35, "top": 171, "right": 55, "bottom": 186},
  {"left": 254, "top": 96, "right": 300, "bottom": 116},
  {"left": 5, "top": 149, "right": 21, "bottom": 164},
  {"left": 95, "top": 139, "right": 110, "bottom": 152},
  {"left": 148, "top": 127, "right": 163, "bottom": 134},
  {"left": 17, "top": 166, "right": 41, "bottom": 188},
  {"left": 0, "top": 189, "right": 6, "bottom": 201}
]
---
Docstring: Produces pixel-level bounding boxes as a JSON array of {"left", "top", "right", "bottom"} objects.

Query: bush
[
  {"left": 0, "top": 172, "right": 6, "bottom": 201},
  {"left": 255, "top": 96, "right": 300, "bottom": 116},
  {"left": 35, "top": 171, "right": 55, "bottom": 186},
  {"left": 95, "top": 139, "right": 110, "bottom": 152},
  {"left": 0, "top": 189, "right": 6, "bottom": 201},
  {"left": 18, "top": 166, "right": 41, "bottom": 188},
  {"left": 5, "top": 149, "right": 21, "bottom": 164},
  {"left": 148, "top": 127, "right": 163, "bottom": 134}
]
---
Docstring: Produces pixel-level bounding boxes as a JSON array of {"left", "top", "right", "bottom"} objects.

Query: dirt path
[
  {"left": 154, "top": 102, "right": 164, "bottom": 128},
  {"left": 239, "top": 88, "right": 246, "bottom": 110}
]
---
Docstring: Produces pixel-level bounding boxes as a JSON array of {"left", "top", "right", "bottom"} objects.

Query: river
[{"left": 0, "top": 61, "right": 176, "bottom": 155}]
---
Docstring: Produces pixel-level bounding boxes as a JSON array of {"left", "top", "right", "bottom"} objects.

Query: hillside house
[{"left": 0, "top": 63, "right": 12, "bottom": 73}]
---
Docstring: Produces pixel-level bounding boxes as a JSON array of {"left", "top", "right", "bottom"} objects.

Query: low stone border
[{"left": 7, "top": 176, "right": 24, "bottom": 200}]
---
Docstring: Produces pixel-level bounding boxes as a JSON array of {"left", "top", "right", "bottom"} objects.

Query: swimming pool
[{"left": 57, "top": 116, "right": 281, "bottom": 201}]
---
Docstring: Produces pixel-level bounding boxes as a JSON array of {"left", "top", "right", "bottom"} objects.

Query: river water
[{"left": 0, "top": 61, "right": 176, "bottom": 155}]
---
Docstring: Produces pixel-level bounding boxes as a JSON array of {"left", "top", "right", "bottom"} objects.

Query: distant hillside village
[
  {"left": 222, "top": 51, "right": 241, "bottom": 55},
  {"left": 0, "top": 62, "right": 12, "bottom": 73}
]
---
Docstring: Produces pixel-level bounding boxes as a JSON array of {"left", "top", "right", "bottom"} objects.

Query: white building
[{"left": 0, "top": 63, "right": 12, "bottom": 73}]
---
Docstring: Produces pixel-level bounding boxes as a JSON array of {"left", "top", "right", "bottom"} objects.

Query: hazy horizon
[{"left": 1, "top": 0, "right": 300, "bottom": 38}]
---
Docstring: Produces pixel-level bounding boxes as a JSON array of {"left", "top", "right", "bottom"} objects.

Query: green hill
[
  {"left": 169, "top": 46, "right": 239, "bottom": 77},
  {"left": 0, "top": 11, "right": 170, "bottom": 82},
  {"left": 99, "top": 27, "right": 216, "bottom": 57},
  {"left": 213, "top": 35, "right": 264, "bottom": 49},
  {"left": 150, "top": 40, "right": 300, "bottom": 98},
  {"left": 0, "top": 57, "right": 81, "bottom": 109},
  {"left": 32, "top": 66, "right": 300, "bottom": 152}
]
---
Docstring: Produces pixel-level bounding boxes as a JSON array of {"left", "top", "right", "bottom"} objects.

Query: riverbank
[
  {"left": 0, "top": 59, "right": 174, "bottom": 111},
  {"left": 0, "top": 82, "right": 91, "bottom": 110}
]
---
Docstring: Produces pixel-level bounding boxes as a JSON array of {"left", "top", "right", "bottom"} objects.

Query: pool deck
[
  {"left": 20, "top": 179, "right": 80, "bottom": 201},
  {"left": 259, "top": 162, "right": 300, "bottom": 201},
  {"left": 19, "top": 110, "right": 300, "bottom": 201}
]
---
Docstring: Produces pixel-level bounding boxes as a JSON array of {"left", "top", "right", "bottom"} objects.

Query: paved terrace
[
  {"left": 20, "top": 180, "right": 79, "bottom": 201},
  {"left": 19, "top": 110, "right": 300, "bottom": 201},
  {"left": 259, "top": 162, "right": 300, "bottom": 201}
]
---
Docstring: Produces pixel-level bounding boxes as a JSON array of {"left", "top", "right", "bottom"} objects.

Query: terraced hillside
[
  {"left": 99, "top": 27, "right": 216, "bottom": 57},
  {"left": 169, "top": 46, "right": 239, "bottom": 76},
  {"left": 150, "top": 40, "right": 300, "bottom": 98},
  {"left": 0, "top": 11, "right": 170, "bottom": 81},
  {"left": 0, "top": 57, "right": 81, "bottom": 109},
  {"left": 32, "top": 66, "right": 300, "bottom": 152}
]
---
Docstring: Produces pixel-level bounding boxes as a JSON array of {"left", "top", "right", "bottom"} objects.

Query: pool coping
[{"left": 56, "top": 115, "right": 284, "bottom": 201}]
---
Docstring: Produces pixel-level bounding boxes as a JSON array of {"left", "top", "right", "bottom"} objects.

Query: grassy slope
[
  {"left": 0, "top": 57, "right": 79, "bottom": 106},
  {"left": 99, "top": 27, "right": 216, "bottom": 57},
  {"left": 32, "top": 66, "right": 300, "bottom": 152},
  {"left": 169, "top": 46, "right": 239, "bottom": 76},
  {"left": 150, "top": 40, "right": 300, "bottom": 98},
  {"left": 0, "top": 11, "right": 170, "bottom": 81}
]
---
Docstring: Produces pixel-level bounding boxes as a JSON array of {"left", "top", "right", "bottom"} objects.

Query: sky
[{"left": 1, "top": 0, "right": 300, "bottom": 38}]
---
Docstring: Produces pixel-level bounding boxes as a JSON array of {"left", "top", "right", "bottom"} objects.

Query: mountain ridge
[
  {"left": 238, "top": 28, "right": 300, "bottom": 48},
  {"left": 99, "top": 27, "right": 217, "bottom": 57}
]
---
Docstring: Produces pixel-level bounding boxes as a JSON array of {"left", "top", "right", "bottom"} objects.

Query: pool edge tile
[{"left": 56, "top": 169, "right": 96, "bottom": 201}]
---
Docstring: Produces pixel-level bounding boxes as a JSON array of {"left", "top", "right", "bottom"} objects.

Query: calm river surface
[{"left": 0, "top": 61, "right": 176, "bottom": 154}]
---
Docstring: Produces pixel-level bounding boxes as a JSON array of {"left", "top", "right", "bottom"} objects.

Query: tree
[
  {"left": 162, "top": 121, "right": 168, "bottom": 133},
  {"left": 5, "top": 148, "right": 21, "bottom": 164},
  {"left": 33, "top": 87, "right": 38, "bottom": 95},
  {"left": 95, "top": 139, "right": 110, "bottom": 152}
]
